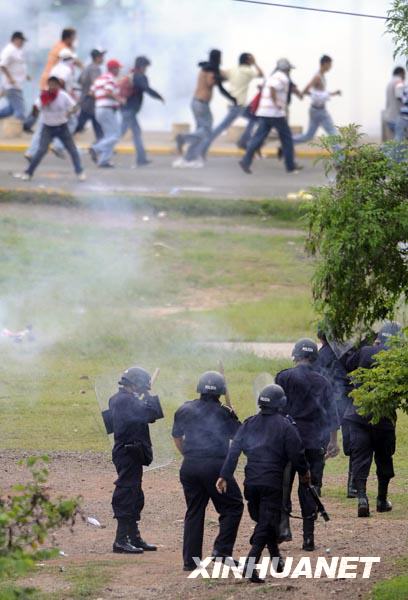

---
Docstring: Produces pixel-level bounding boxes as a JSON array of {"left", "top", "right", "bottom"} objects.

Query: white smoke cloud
[{"left": 0, "top": 0, "right": 397, "bottom": 135}]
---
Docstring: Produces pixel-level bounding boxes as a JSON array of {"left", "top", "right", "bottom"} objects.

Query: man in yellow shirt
[{"left": 201, "top": 53, "right": 263, "bottom": 156}]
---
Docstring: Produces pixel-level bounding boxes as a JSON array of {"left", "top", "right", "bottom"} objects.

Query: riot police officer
[
  {"left": 316, "top": 329, "right": 357, "bottom": 498},
  {"left": 217, "top": 384, "right": 310, "bottom": 583},
  {"left": 172, "top": 371, "right": 244, "bottom": 571},
  {"left": 344, "top": 321, "right": 401, "bottom": 518},
  {"left": 109, "top": 366, "right": 164, "bottom": 553},
  {"left": 275, "top": 338, "right": 339, "bottom": 551}
]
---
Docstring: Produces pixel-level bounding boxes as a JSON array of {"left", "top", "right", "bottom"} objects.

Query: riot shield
[{"left": 94, "top": 371, "right": 174, "bottom": 471}]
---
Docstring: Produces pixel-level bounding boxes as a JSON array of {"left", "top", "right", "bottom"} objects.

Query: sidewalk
[{"left": 0, "top": 127, "right": 380, "bottom": 158}]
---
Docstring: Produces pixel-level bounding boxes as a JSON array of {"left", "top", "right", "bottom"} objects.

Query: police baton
[{"left": 309, "top": 485, "right": 330, "bottom": 522}]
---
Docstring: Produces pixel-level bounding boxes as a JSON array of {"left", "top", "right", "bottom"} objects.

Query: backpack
[{"left": 118, "top": 73, "right": 135, "bottom": 100}]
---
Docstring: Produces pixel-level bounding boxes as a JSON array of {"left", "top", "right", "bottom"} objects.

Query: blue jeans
[
  {"left": 293, "top": 106, "right": 337, "bottom": 143},
  {"left": 180, "top": 98, "right": 213, "bottom": 161},
  {"left": 241, "top": 116, "right": 295, "bottom": 172},
  {"left": 394, "top": 116, "right": 408, "bottom": 142},
  {"left": 391, "top": 116, "right": 408, "bottom": 162},
  {"left": 93, "top": 107, "right": 121, "bottom": 165},
  {"left": 26, "top": 123, "right": 83, "bottom": 175},
  {"left": 121, "top": 108, "right": 147, "bottom": 164},
  {"left": 237, "top": 115, "right": 258, "bottom": 148},
  {"left": 75, "top": 108, "right": 103, "bottom": 141},
  {"left": 28, "top": 114, "right": 78, "bottom": 156},
  {"left": 0, "top": 88, "right": 26, "bottom": 121},
  {"left": 201, "top": 104, "right": 245, "bottom": 156}
]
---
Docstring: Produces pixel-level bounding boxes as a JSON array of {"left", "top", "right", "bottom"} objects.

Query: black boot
[
  {"left": 302, "top": 518, "right": 315, "bottom": 551},
  {"left": 278, "top": 512, "right": 292, "bottom": 543},
  {"left": 243, "top": 559, "right": 265, "bottom": 584},
  {"left": 347, "top": 471, "right": 358, "bottom": 498},
  {"left": 356, "top": 480, "right": 370, "bottom": 517},
  {"left": 267, "top": 544, "right": 285, "bottom": 573},
  {"left": 113, "top": 518, "right": 144, "bottom": 554},
  {"left": 129, "top": 522, "right": 157, "bottom": 551},
  {"left": 377, "top": 478, "right": 392, "bottom": 512}
]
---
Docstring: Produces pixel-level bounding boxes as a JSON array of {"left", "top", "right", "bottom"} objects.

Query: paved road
[{"left": 0, "top": 151, "right": 328, "bottom": 199}]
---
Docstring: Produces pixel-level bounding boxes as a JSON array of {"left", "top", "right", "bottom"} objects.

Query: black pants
[
  {"left": 287, "top": 448, "right": 325, "bottom": 519},
  {"left": 244, "top": 485, "right": 281, "bottom": 561},
  {"left": 112, "top": 445, "right": 144, "bottom": 520},
  {"left": 180, "top": 457, "right": 243, "bottom": 567},
  {"left": 27, "top": 123, "right": 83, "bottom": 176},
  {"left": 75, "top": 108, "right": 103, "bottom": 140},
  {"left": 349, "top": 422, "right": 395, "bottom": 483}
]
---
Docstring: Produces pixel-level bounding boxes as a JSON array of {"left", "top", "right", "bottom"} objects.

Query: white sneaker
[
  {"left": 190, "top": 158, "right": 204, "bottom": 168},
  {"left": 20, "top": 173, "right": 32, "bottom": 181},
  {"left": 172, "top": 157, "right": 204, "bottom": 169},
  {"left": 172, "top": 157, "right": 185, "bottom": 168},
  {"left": 77, "top": 172, "right": 86, "bottom": 182}
]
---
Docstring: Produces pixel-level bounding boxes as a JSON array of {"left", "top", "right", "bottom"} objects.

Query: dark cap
[
  {"left": 91, "top": 48, "right": 106, "bottom": 60},
  {"left": 12, "top": 31, "right": 27, "bottom": 42},
  {"left": 135, "top": 55, "right": 151, "bottom": 69}
]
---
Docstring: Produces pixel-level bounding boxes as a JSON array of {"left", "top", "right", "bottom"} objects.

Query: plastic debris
[
  {"left": 286, "top": 189, "right": 314, "bottom": 201},
  {"left": 2, "top": 325, "right": 34, "bottom": 343},
  {"left": 87, "top": 516, "right": 102, "bottom": 528},
  {"left": 142, "top": 215, "right": 150, "bottom": 222},
  {"left": 157, "top": 211, "right": 167, "bottom": 218},
  {"left": 59, "top": 550, "right": 67, "bottom": 557}
]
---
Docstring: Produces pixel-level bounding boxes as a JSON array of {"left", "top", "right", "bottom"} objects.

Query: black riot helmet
[
  {"left": 119, "top": 366, "right": 151, "bottom": 392},
  {"left": 376, "top": 321, "right": 402, "bottom": 346},
  {"left": 258, "top": 384, "right": 287, "bottom": 412},
  {"left": 292, "top": 338, "right": 319, "bottom": 362},
  {"left": 196, "top": 371, "right": 226, "bottom": 396}
]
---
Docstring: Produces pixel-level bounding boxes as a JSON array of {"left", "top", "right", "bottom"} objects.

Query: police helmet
[
  {"left": 292, "top": 338, "right": 319, "bottom": 362},
  {"left": 119, "top": 366, "right": 151, "bottom": 391},
  {"left": 197, "top": 371, "right": 226, "bottom": 396},
  {"left": 258, "top": 384, "right": 287, "bottom": 411},
  {"left": 376, "top": 321, "right": 402, "bottom": 345}
]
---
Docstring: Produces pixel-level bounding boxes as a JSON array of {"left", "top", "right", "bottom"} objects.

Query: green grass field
[{"left": 0, "top": 198, "right": 313, "bottom": 452}]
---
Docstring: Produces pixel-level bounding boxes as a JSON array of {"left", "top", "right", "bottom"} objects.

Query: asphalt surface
[{"left": 1, "top": 151, "right": 328, "bottom": 199}]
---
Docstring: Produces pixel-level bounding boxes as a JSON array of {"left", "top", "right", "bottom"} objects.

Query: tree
[
  {"left": 305, "top": 125, "right": 408, "bottom": 340},
  {"left": 386, "top": 0, "right": 408, "bottom": 58},
  {"left": 0, "top": 456, "right": 82, "bottom": 587},
  {"left": 350, "top": 332, "right": 408, "bottom": 423}
]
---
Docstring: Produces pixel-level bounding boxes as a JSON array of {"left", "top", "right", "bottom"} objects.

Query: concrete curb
[{"left": 0, "top": 142, "right": 329, "bottom": 159}]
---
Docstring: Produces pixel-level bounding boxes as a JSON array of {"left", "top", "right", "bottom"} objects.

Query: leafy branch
[
  {"left": 0, "top": 456, "right": 82, "bottom": 579},
  {"left": 350, "top": 333, "right": 408, "bottom": 423}
]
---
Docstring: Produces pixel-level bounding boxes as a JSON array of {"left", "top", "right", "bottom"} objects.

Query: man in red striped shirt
[{"left": 90, "top": 59, "right": 123, "bottom": 168}]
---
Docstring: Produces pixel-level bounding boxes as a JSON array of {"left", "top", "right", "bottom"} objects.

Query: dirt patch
[{"left": 1, "top": 450, "right": 406, "bottom": 599}]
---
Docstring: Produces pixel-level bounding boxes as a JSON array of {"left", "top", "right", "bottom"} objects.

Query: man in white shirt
[
  {"left": 21, "top": 76, "right": 84, "bottom": 181},
  {"left": 384, "top": 66, "right": 405, "bottom": 136},
  {"left": 201, "top": 53, "right": 263, "bottom": 156},
  {"left": 239, "top": 58, "right": 298, "bottom": 174},
  {"left": 0, "top": 31, "right": 29, "bottom": 123},
  {"left": 293, "top": 55, "right": 341, "bottom": 145},
  {"left": 90, "top": 59, "right": 123, "bottom": 168},
  {"left": 26, "top": 47, "right": 80, "bottom": 160}
]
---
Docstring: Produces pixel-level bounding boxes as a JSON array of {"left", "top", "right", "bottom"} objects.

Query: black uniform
[
  {"left": 109, "top": 388, "right": 163, "bottom": 521},
  {"left": 172, "top": 396, "right": 244, "bottom": 569},
  {"left": 276, "top": 363, "right": 339, "bottom": 543},
  {"left": 344, "top": 344, "right": 396, "bottom": 492},
  {"left": 315, "top": 343, "right": 352, "bottom": 454},
  {"left": 220, "top": 411, "right": 309, "bottom": 562}
]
